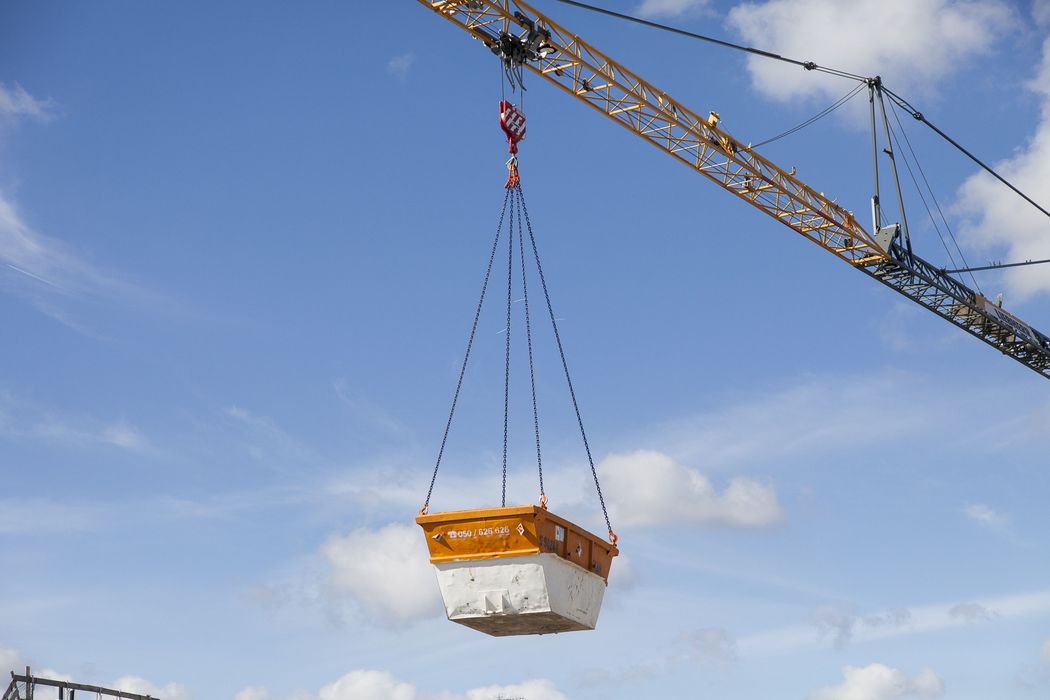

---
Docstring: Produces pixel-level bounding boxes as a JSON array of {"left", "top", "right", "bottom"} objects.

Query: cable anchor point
[{"left": 505, "top": 154, "right": 521, "bottom": 189}]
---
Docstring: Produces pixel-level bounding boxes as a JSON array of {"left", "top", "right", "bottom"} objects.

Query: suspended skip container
[
  {"left": 417, "top": 97, "right": 619, "bottom": 636},
  {"left": 417, "top": 505, "right": 617, "bottom": 636}
]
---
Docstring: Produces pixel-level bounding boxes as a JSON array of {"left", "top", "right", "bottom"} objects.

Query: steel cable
[
  {"left": 885, "top": 98, "right": 982, "bottom": 293},
  {"left": 752, "top": 83, "right": 865, "bottom": 149}
]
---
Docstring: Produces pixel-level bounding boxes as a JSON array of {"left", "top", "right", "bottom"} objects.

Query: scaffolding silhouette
[{"left": 3, "top": 668, "right": 158, "bottom": 700}]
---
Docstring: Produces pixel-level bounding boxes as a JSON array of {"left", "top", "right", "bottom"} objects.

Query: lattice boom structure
[{"left": 418, "top": 0, "right": 1050, "bottom": 378}]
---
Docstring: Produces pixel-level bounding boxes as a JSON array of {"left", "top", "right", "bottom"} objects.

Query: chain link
[
  {"left": 516, "top": 182, "right": 615, "bottom": 540},
  {"left": 515, "top": 188, "right": 545, "bottom": 502},
  {"left": 501, "top": 184, "right": 515, "bottom": 506},
  {"left": 423, "top": 188, "right": 512, "bottom": 512}
]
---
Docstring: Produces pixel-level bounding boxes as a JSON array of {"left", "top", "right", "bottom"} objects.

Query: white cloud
[
  {"left": 462, "top": 679, "right": 567, "bottom": 700},
  {"left": 963, "top": 503, "right": 1009, "bottom": 530},
  {"left": 636, "top": 0, "right": 709, "bottom": 18},
  {"left": 956, "top": 37, "right": 1050, "bottom": 299},
  {"left": 727, "top": 0, "right": 1013, "bottom": 103},
  {"left": 320, "top": 522, "right": 441, "bottom": 626},
  {"left": 0, "top": 83, "right": 54, "bottom": 122},
  {"left": 599, "top": 449, "right": 783, "bottom": 528},
  {"left": 112, "top": 676, "right": 190, "bottom": 700},
  {"left": 304, "top": 671, "right": 567, "bottom": 700},
  {"left": 234, "top": 688, "right": 269, "bottom": 700},
  {"left": 0, "top": 647, "right": 22, "bottom": 673},
  {"left": 812, "top": 664, "right": 944, "bottom": 700},
  {"left": 387, "top": 53, "right": 416, "bottom": 81},
  {"left": 319, "top": 671, "right": 414, "bottom": 700},
  {"left": 1041, "top": 636, "right": 1050, "bottom": 666}
]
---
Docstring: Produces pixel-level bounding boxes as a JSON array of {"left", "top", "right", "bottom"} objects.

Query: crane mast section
[{"left": 418, "top": 0, "right": 1050, "bottom": 378}]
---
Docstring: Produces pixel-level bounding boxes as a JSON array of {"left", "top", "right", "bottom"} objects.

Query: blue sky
[{"left": 1, "top": 1, "right": 1049, "bottom": 699}]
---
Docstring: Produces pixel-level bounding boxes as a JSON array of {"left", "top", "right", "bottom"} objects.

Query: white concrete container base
[{"left": 433, "top": 553, "right": 608, "bottom": 636}]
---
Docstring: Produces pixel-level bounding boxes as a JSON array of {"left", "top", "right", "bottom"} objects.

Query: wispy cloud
[
  {"left": 740, "top": 588, "right": 1050, "bottom": 655},
  {"left": 0, "top": 83, "right": 174, "bottom": 331},
  {"left": 648, "top": 372, "right": 949, "bottom": 471},
  {"left": 0, "top": 498, "right": 104, "bottom": 535},
  {"left": 387, "top": 53, "right": 416, "bottom": 81},
  {"left": 963, "top": 502, "right": 1010, "bottom": 532},
  {"left": 0, "top": 82, "right": 55, "bottom": 122},
  {"left": 223, "top": 405, "right": 319, "bottom": 469},
  {"left": 811, "top": 605, "right": 912, "bottom": 648},
  {"left": 0, "top": 188, "right": 168, "bottom": 332},
  {"left": 635, "top": 0, "right": 709, "bottom": 18},
  {"left": 947, "top": 601, "right": 997, "bottom": 623},
  {"left": 332, "top": 378, "right": 410, "bottom": 438},
  {"left": 0, "top": 391, "right": 151, "bottom": 453}
]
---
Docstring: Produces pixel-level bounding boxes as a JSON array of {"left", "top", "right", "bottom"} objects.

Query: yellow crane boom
[{"left": 415, "top": 0, "right": 1050, "bottom": 379}]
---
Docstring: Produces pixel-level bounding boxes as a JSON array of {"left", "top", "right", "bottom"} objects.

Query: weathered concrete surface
[{"left": 433, "top": 553, "right": 607, "bottom": 636}]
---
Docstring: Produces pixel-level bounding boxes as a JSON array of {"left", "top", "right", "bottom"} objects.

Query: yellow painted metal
[
  {"left": 416, "top": 505, "right": 618, "bottom": 581},
  {"left": 416, "top": 0, "right": 886, "bottom": 267}
]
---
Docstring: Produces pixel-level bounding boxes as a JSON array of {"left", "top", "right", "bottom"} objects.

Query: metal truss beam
[
  {"left": 416, "top": 0, "right": 1050, "bottom": 379},
  {"left": 4, "top": 673, "right": 157, "bottom": 700}
]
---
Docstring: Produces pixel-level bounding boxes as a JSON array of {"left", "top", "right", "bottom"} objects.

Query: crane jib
[{"left": 417, "top": 0, "right": 1050, "bottom": 379}]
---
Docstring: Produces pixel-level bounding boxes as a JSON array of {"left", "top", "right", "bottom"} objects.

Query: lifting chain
[{"left": 421, "top": 96, "right": 617, "bottom": 545}]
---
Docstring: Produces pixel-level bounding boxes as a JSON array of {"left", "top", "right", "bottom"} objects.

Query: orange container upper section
[{"left": 416, "top": 505, "right": 618, "bottom": 582}]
